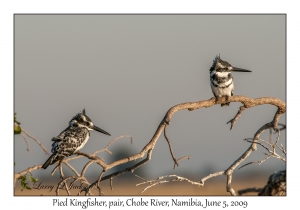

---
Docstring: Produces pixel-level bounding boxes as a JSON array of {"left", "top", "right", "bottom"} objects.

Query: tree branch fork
[{"left": 15, "top": 95, "right": 285, "bottom": 195}]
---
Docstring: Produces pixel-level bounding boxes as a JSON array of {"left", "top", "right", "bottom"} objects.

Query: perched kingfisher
[
  {"left": 42, "top": 109, "right": 111, "bottom": 169},
  {"left": 210, "top": 55, "right": 251, "bottom": 106}
]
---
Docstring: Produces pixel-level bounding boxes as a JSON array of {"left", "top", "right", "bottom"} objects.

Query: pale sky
[{"left": 14, "top": 14, "right": 285, "bottom": 184}]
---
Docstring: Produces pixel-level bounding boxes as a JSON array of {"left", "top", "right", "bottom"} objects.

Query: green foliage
[
  {"left": 17, "top": 173, "right": 38, "bottom": 191},
  {"left": 14, "top": 113, "right": 22, "bottom": 134},
  {"left": 14, "top": 113, "right": 39, "bottom": 191}
]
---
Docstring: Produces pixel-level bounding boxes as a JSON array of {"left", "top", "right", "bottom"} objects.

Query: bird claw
[
  {"left": 221, "top": 103, "right": 230, "bottom": 107},
  {"left": 215, "top": 96, "right": 219, "bottom": 103},
  {"left": 225, "top": 95, "right": 229, "bottom": 101}
]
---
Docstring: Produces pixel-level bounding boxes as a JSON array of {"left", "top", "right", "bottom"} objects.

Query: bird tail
[{"left": 42, "top": 154, "right": 57, "bottom": 169}]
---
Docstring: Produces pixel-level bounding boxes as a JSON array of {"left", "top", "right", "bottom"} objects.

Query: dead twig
[
  {"left": 54, "top": 135, "right": 134, "bottom": 195},
  {"left": 136, "top": 175, "right": 203, "bottom": 194},
  {"left": 227, "top": 106, "right": 246, "bottom": 130},
  {"left": 164, "top": 125, "right": 190, "bottom": 169},
  {"left": 21, "top": 128, "right": 50, "bottom": 155},
  {"left": 19, "top": 96, "right": 285, "bottom": 196},
  {"left": 20, "top": 133, "right": 33, "bottom": 154},
  {"left": 239, "top": 129, "right": 286, "bottom": 169},
  {"left": 136, "top": 171, "right": 225, "bottom": 194},
  {"left": 14, "top": 164, "right": 43, "bottom": 186},
  {"left": 136, "top": 96, "right": 285, "bottom": 195}
]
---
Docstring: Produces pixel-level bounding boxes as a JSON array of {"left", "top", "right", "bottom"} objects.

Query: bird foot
[
  {"left": 221, "top": 102, "right": 230, "bottom": 107},
  {"left": 225, "top": 95, "right": 229, "bottom": 101},
  {"left": 219, "top": 96, "right": 230, "bottom": 107},
  {"left": 215, "top": 96, "right": 220, "bottom": 103}
]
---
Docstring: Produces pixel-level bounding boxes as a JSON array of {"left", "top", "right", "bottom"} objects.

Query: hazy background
[{"left": 14, "top": 15, "right": 285, "bottom": 193}]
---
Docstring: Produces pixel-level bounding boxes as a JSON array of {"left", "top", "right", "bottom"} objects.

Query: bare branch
[
  {"left": 47, "top": 135, "right": 136, "bottom": 195},
  {"left": 59, "top": 159, "right": 64, "bottom": 178},
  {"left": 274, "top": 123, "right": 286, "bottom": 133},
  {"left": 56, "top": 175, "right": 91, "bottom": 196},
  {"left": 17, "top": 96, "right": 285, "bottom": 196},
  {"left": 175, "top": 156, "right": 190, "bottom": 169},
  {"left": 97, "top": 135, "right": 133, "bottom": 155},
  {"left": 64, "top": 162, "right": 80, "bottom": 177},
  {"left": 238, "top": 155, "right": 272, "bottom": 170},
  {"left": 20, "top": 133, "right": 33, "bottom": 154},
  {"left": 200, "top": 171, "right": 225, "bottom": 184},
  {"left": 138, "top": 122, "right": 275, "bottom": 195},
  {"left": 227, "top": 106, "right": 246, "bottom": 130},
  {"left": 164, "top": 125, "right": 179, "bottom": 168},
  {"left": 84, "top": 149, "right": 154, "bottom": 192},
  {"left": 110, "top": 178, "right": 113, "bottom": 190},
  {"left": 63, "top": 180, "right": 71, "bottom": 196},
  {"left": 81, "top": 160, "right": 95, "bottom": 177},
  {"left": 137, "top": 175, "right": 204, "bottom": 194},
  {"left": 97, "top": 170, "right": 105, "bottom": 191},
  {"left": 269, "top": 127, "right": 273, "bottom": 145},
  {"left": 226, "top": 174, "right": 236, "bottom": 196},
  {"left": 14, "top": 164, "right": 43, "bottom": 183},
  {"left": 21, "top": 128, "right": 50, "bottom": 155},
  {"left": 223, "top": 122, "right": 273, "bottom": 195},
  {"left": 280, "top": 144, "right": 286, "bottom": 155},
  {"left": 244, "top": 138, "right": 272, "bottom": 152},
  {"left": 163, "top": 125, "right": 190, "bottom": 169},
  {"left": 53, "top": 135, "right": 133, "bottom": 176},
  {"left": 56, "top": 176, "right": 74, "bottom": 196},
  {"left": 241, "top": 128, "right": 286, "bottom": 169},
  {"left": 137, "top": 171, "right": 225, "bottom": 194},
  {"left": 51, "top": 164, "right": 59, "bottom": 176},
  {"left": 133, "top": 174, "right": 147, "bottom": 182}
]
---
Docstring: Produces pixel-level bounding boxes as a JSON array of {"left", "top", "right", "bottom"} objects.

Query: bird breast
[
  {"left": 210, "top": 80, "right": 234, "bottom": 97},
  {"left": 74, "top": 131, "right": 90, "bottom": 152}
]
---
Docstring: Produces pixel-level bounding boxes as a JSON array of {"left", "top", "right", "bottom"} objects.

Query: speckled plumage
[{"left": 42, "top": 109, "right": 110, "bottom": 169}]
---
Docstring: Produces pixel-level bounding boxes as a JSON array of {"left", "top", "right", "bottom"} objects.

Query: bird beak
[
  {"left": 91, "top": 125, "right": 111, "bottom": 136},
  {"left": 231, "top": 67, "right": 252, "bottom": 72}
]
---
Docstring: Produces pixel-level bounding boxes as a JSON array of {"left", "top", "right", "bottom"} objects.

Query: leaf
[
  {"left": 14, "top": 124, "right": 22, "bottom": 134},
  {"left": 25, "top": 185, "right": 32, "bottom": 190},
  {"left": 17, "top": 174, "right": 35, "bottom": 191},
  {"left": 20, "top": 180, "right": 26, "bottom": 191},
  {"left": 14, "top": 113, "right": 21, "bottom": 125},
  {"left": 19, "top": 175, "right": 26, "bottom": 182},
  {"left": 28, "top": 175, "right": 38, "bottom": 183}
]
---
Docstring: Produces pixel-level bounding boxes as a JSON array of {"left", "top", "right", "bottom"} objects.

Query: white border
[{"left": 2, "top": 1, "right": 297, "bottom": 209}]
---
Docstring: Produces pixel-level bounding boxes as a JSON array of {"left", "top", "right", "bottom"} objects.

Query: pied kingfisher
[
  {"left": 210, "top": 55, "right": 251, "bottom": 106},
  {"left": 42, "top": 109, "right": 111, "bottom": 169}
]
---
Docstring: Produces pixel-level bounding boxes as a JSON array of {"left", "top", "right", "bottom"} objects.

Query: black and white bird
[
  {"left": 210, "top": 55, "right": 251, "bottom": 106},
  {"left": 42, "top": 109, "right": 111, "bottom": 169}
]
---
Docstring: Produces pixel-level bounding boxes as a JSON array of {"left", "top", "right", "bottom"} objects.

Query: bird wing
[
  {"left": 51, "top": 126, "right": 72, "bottom": 141},
  {"left": 50, "top": 127, "right": 88, "bottom": 156}
]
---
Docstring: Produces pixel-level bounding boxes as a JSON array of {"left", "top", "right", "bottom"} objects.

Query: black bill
[
  {"left": 232, "top": 67, "right": 252, "bottom": 72},
  {"left": 91, "top": 125, "right": 111, "bottom": 136}
]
